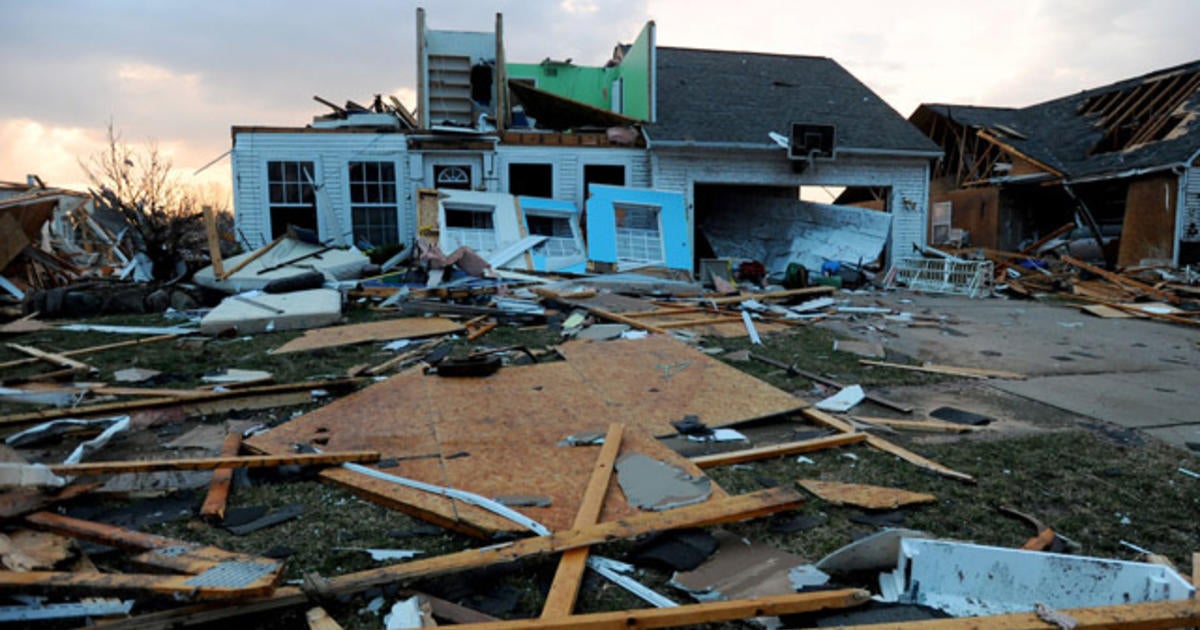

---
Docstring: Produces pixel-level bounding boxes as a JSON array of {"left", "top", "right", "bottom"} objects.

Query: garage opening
[{"left": 694, "top": 183, "right": 893, "bottom": 281}]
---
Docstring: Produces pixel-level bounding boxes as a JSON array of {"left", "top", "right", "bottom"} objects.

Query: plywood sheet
[
  {"left": 556, "top": 336, "right": 806, "bottom": 428},
  {"left": 797, "top": 479, "right": 936, "bottom": 510},
  {"left": 271, "top": 317, "right": 465, "bottom": 354},
  {"left": 247, "top": 338, "right": 801, "bottom": 533}
]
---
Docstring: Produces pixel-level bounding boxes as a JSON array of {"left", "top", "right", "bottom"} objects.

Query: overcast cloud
[{"left": 2, "top": 0, "right": 1197, "bottom": 195}]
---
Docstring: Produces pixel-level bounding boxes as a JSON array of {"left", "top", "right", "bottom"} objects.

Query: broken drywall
[
  {"left": 702, "top": 200, "right": 892, "bottom": 276},
  {"left": 616, "top": 453, "right": 712, "bottom": 511}
]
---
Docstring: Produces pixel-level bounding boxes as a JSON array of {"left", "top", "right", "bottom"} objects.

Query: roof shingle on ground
[{"left": 650, "top": 47, "right": 940, "bottom": 155}]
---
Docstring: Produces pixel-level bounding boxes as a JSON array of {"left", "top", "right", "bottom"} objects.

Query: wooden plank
[
  {"left": 1061, "top": 254, "right": 1175, "bottom": 303},
  {"left": 796, "top": 479, "right": 936, "bottom": 510},
  {"left": 200, "top": 430, "right": 242, "bottom": 521},
  {"left": 748, "top": 353, "right": 913, "bottom": 414},
  {"left": 540, "top": 423, "right": 624, "bottom": 618},
  {"left": 844, "top": 597, "right": 1200, "bottom": 629},
  {"left": 7, "top": 343, "right": 92, "bottom": 372},
  {"left": 0, "top": 333, "right": 179, "bottom": 371},
  {"left": 690, "top": 432, "right": 866, "bottom": 468},
  {"left": 860, "top": 359, "right": 1026, "bottom": 380},
  {"left": 202, "top": 205, "right": 224, "bottom": 279},
  {"left": 306, "top": 607, "right": 344, "bottom": 630},
  {"left": 452, "top": 590, "right": 869, "bottom": 629},
  {"left": 0, "top": 378, "right": 360, "bottom": 429},
  {"left": 48, "top": 451, "right": 380, "bottom": 476},
  {"left": 1193, "top": 552, "right": 1198, "bottom": 588},
  {"left": 216, "top": 233, "right": 285, "bottom": 281},
  {"left": 803, "top": 409, "right": 976, "bottom": 484},
  {"left": 271, "top": 317, "right": 465, "bottom": 354},
  {"left": 577, "top": 304, "right": 670, "bottom": 335},
  {"left": 701, "top": 286, "right": 835, "bottom": 305},
  {"left": 852, "top": 416, "right": 979, "bottom": 433},
  {"left": 0, "top": 568, "right": 281, "bottom": 600},
  {"left": 88, "top": 488, "right": 806, "bottom": 628}
]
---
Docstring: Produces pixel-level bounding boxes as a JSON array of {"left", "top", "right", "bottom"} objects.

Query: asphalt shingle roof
[{"left": 650, "top": 47, "right": 940, "bottom": 155}]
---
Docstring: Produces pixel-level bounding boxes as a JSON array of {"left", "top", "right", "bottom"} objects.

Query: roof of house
[
  {"left": 649, "top": 47, "right": 941, "bottom": 155},
  {"left": 915, "top": 59, "right": 1200, "bottom": 181}
]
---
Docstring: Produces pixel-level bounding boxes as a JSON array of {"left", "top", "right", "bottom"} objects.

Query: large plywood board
[
  {"left": 271, "top": 317, "right": 465, "bottom": 354},
  {"left": 247, "top": 337, "right": 800, "bottom": 534},
  {"left": 556, "top": 336, "right": 806, "bottom": 428}
]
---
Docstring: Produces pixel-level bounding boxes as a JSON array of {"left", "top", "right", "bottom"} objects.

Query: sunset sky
[{"left": 3, "top": 0, "right": 1198, "bottom": 202}]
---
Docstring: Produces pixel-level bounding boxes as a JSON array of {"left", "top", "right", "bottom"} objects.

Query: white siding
[
  {"left": 652, "top": 147, "right": 931, "bottom": 269},
  {"left": 231, "top": 132, "right": 409, "bottom": 248},
  {"left": 496, "top": 146, "right": 647, "bottom": 209}
]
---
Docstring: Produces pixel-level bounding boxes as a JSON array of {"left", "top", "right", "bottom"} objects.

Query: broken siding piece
[
  {"left": 796, "top": 479, "right": 936, "bottom": 510},
  {"left": 200, "top": 429, "right": 242, "bottom": 521}
]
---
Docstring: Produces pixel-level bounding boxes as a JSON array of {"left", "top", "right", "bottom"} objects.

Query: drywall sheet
[
  {"left": 270, "top": 317, "right": 465, "bottom": 354},
  {"left": 198, "top": 289, "right": 342, "bottom": 335},
  {"left": 246, "top": 360, "right": 726, "bottom": 534},
  {"left": 193, "top": 238, "right": 369, "bottom": 293},
  {"left": 517, "top": 196, "right": 587, "bottom": 273},
  {"left": 702, "top": 200, "right": 892, "bottom": 275},
  {"left": 586, "top": 185, "right": 690, "bottom": 271}
]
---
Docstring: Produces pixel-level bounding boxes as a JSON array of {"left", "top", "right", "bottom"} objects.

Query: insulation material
[
  {"left": 586, "top": 185, "right": 691, "bottom": 271},
  {"left": 702, "top": 200, "right": 892, "bottom": 276},
  {"left": 879, "top": 538, "right": 1196, "bottom": 617},
  {"left": 199, "top": 289, "right": 342, "bottom": 335}
]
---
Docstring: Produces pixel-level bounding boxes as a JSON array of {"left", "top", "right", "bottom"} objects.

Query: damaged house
[
  {"left": 230, "top": 10, "right": 939, "bottom": 278},
  {"left": 911, "top": 59, "right": 1200, "bottom": 267}
]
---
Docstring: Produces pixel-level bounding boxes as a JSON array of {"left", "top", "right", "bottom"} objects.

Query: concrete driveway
[{"left": 824, "top": 291, "right": 1200, "bottom": 450}]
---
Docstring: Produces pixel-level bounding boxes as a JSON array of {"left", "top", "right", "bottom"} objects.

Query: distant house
[
  {"left": 230, "top": 10, "right": 938, "bottom": 274},
  {"left": 910, "top": 60, "right": 1200, "bottom": 266}
]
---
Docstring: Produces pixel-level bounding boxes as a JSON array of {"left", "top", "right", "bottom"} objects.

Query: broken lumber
[
  {"left": 852, "top": 416, "right": 979, "bottom": 433},
  {"left": 0, "top": 378, "right": 360, "bottom": 429},
  {"left": 690, "top": 432, "right": 866, "bottom": 468},
  {"left": 860, "top": 359, "right": 1026, "bottom": 380},
  {"left": 451, "top": 589, "right": 869, "bottom": 629},
  {"left": 202, "top": 205, "right": 224, "bottom": 279},
  {"left": 6, "top": 344, "right": 92, "bottom": 373},
  {"left": 1061, "top": 253, "right": 1177, "bottom": 303},
  {"left": 540, "top": 422, "right": 623, "bottom": 618},
  {"left": 748, "top": 353, "right": 913, "bottom": 413},
  {"left": 199, "top": 429, "right": 242, "bottom": 521},
  {"left": 47, "top": 451, "right": 381, "bottom": 476},
  {"left": 702, "top": 286, "right": 835, "bottom": 305},
  {"left": 803, "top": 409, "right": 976, "bottom": 483},
  {"left": 578, "top": 304, "right": 669, "bottom": 335},
  {"left": 0, "top": 334, "right": 179, "bottom": 372},
  {"left": 92, "top": 487, "right": 805, "bottom": 628}
]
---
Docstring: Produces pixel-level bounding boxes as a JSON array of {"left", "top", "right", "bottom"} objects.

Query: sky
[{"left": 2, "top": 0, "right": 1198, "bottom": 201}]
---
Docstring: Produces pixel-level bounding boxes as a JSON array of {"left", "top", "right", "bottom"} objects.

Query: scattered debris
[{"left": 796, "top": 479, "right": 937, "bottom": 510}]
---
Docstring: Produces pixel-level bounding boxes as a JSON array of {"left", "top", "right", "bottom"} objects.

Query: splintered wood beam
[
  {"left": 90, "top": 488, "right": 806, "bottom": 629},
  {"left": 803, "top": 409, "right": 976, "bottom": 484},
  {"left": 7, "top": 343, "right": 92, "bottom": 372},
  {"left": 0, "top": 334, "right": 179, "bottom": 371},
  {"left": 690, "top": 432, "right": 866, "bottom": 468},
  {"left": 1060, "top": 254, "right": 1177, "bottom": 303},
  {"left": 580, "top": 305, "right": 670, "bottom": 335},
  {"left": 202, "top": 205, "right": 224, "bottom": 279},
  {"left": 859, "top": 359, "right": 1025, "bottom": 380},
  {"left": 200, "top": 429, "right": 244, "bottom": 522},
  {"left": 216, "top": 233, "right": 285, "bottom": 281},
  {"left": 453, "top": 589, "right": 869, "bottom": 629},
  {"left": 846, "top": 598, "right": 1200, "bottom": 629},
  {"left": 540, "top": 423, "right": 624, "bottom": 618},
  {"left": 0, "top": 378, "right": 361, "bottom": 429},
  {"left": 48, "top": 451, "right": 381, "bottom": 476},
  {"left": 322, "top": 487, "right": 803, "bottom": 597}
]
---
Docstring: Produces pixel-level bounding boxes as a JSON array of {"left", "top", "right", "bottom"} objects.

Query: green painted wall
[{"left": 505, "top": 21, "right": 654, "bottom": 122}]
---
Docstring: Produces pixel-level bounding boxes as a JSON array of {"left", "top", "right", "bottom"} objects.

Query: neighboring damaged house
[
  {"left": 911, "top": 60, "right": 1200, "bottom": 267},
  {"left": 0, "top": 179, "right": 131, "bottom": 301},
  {"left": 230, "top": 9, "right": 938, "bottom": 276}
]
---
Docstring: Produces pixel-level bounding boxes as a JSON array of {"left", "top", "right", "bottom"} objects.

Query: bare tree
[{"left": 79, "top": 122, "right": 219, "bottom": 282}]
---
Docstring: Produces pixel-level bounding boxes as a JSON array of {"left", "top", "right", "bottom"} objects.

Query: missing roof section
[{"left": 1079, "top": 67, "right": 1200, "bottom": 154}]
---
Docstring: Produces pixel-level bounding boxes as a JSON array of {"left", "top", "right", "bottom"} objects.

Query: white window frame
[{"left": 443, "top": 201, "right": 497, "bottom": 252}]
